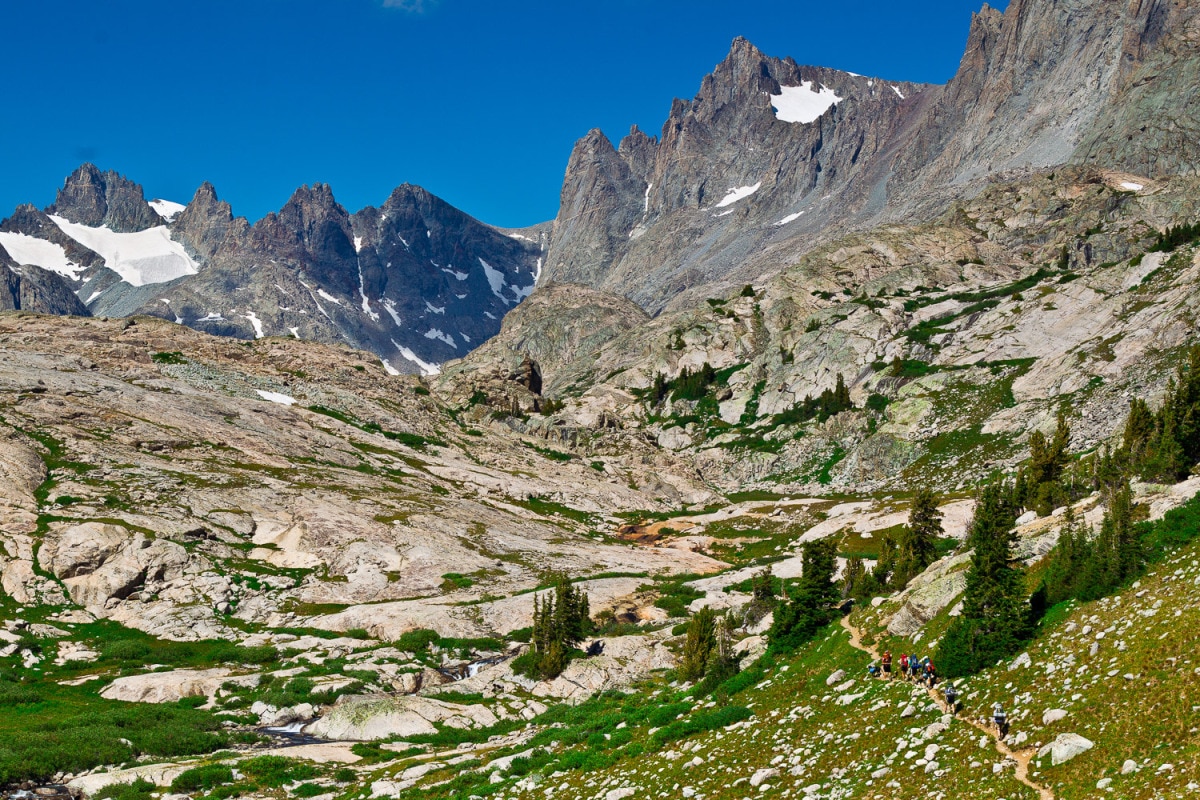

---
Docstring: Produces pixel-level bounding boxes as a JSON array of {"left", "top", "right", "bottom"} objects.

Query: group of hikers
[
  {"left": 864, "top": 650, "right": 1010, "bottom": 736},
  {"left": 866, "top": 651, "right": 938, "bottom": 687}
]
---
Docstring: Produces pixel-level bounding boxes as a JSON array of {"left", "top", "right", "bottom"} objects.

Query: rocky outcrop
[
  {"left": 39, "top": 523, "right": 190, "bottom": 614},
  {"left": 0, "top": 260, "right": 91, "bottom": 317},
  {"left": 305, "top": 694, "right": 500, "bottom": 740},
  {"left": 100, "top": 668, "right": 258, "bottom": 704},
  {"left": 886, "top": 553, "right": 971, "bottom": 638}
]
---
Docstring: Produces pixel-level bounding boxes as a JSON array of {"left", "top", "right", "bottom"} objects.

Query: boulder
[
  {"left": 305, "top": 694, "right": 498, "bottom": 741},
  {"left": 1042, "top": 708, "right": 1068, "bottom": 725},
  {"left": 100, "top": 668, "right": 258, "bottom": 703},
  {"left": 750, "top": 768, "right": 779, "bottom": 787},
  {"left": 825, "top": 669, "right": 846, "bottom": 686},
  {"left": 1037, "top": 733, "right": 1094, "bottom": 765},
  {"left": 42, "top": 523, "right": 129, "bottom": 578},
  {"left": 887, "top": 552, "right": 971, "bottom": 637}
]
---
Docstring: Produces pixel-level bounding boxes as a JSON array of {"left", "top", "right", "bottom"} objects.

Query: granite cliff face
[
  {"left": 544, "top": 37, "right": 931, "bottom": 313},
  {"left": 0, "top": 167, "right": 545, "bottom": 373},
  {"left": 543, "top": 0, "right": 1200, "bottom": 315}
]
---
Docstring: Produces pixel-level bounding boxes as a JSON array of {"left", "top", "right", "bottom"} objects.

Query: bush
[
  {"left": 94, "top": 780, "right": 156, "bottom": 800},
  {"left": 0, "top": 682, "right": 42, "bottom": 706},
  {"left": 648, "top": 705, "right": 753, "bottom": 750},
  {"left": 238, "top": 756, "right": 317, "bottom": 788},
  {"left": 395, "top": 628, "right": 440, "bottom": 652},
  {"left": 292, "top": 783, "right": 328, "bottom": 798},
  {"left": 171, "top": 764, "right": 234, "bottom": 792}
]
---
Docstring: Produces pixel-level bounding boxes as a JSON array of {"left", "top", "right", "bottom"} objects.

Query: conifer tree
[
  {"left": 519, "top": 574, "right": 593, "bottom": 680},
  {"left": 769, "top": 539, "right": 838, "bottom": 652},
  {"left": 841, "top": 556, "right": 865, "bottom": 598},
  {"left": 1041, "top": 505, "right": 1092, "bottom": 606},
  {"left": 936, "top": 482, "right": 1029, "bottom": 677},
  {"left": 872, "top": 531, "right": 896, "bottom": 585},
  {"left": 680, "top": 606, "right": 717, "bottom": 682},
  {"left": 895, "top": 489, "right": 943, "bottom": 586}
]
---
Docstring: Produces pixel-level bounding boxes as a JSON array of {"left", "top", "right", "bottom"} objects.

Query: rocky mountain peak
[
  {"left": 171, "top": 182, "right": 238, "bottom": 260},
  {"left": 48, "top": 163, "right": 162, "bottom": 233}
]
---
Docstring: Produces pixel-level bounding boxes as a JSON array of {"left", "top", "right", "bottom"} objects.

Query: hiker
[
  {"left": 899, "top": 654, "right": 909, "bottom": 680},
  {"left": 881, "top": 651, "right": 892, "bottom": 679},
  {"left": 944, "top": 682, "right": 958, "bottom": 714},
  {"left": 925, "top": 660, "right": 937, "bottom": 688},
  {"left": 993, "top": 702, "right": 1008, "bottom": 737}
]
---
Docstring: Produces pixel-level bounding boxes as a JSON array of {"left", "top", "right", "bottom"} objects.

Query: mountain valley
[{"left": 2, "top": 1, "right": 1200, "bottom": 799}]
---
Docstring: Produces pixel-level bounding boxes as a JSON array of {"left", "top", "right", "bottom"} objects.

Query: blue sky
[{"left": 2, "top": 0, "right": 1006, "bottom": 229}]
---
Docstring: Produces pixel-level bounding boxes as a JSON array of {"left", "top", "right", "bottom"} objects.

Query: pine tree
[
  {"left": 841, "top": 556, "right": 865, "bottom": 598},
  {"left": 1041, "top": 505, "right": 1092, "bottom": 606},
  {"left": 895, "top": 489, "right": 943, "bottom": 586},
  {"left": 936, "top": 482, "right": 1029, "bottom": 677},
  {"left": 680, "top": 606, "right": 717, "bottom": 682},
  {"left": 1026, "top": 412, "right": 1070, "bottom": 515},
  {"left": 873, "top": 531, "right": 896, "bottom": 585},
  {"left": 517, "top": 574, "right": 593, "bottom": 680},
  {"left": 769, "top": 539, "right": 838, "bottom": 653}
]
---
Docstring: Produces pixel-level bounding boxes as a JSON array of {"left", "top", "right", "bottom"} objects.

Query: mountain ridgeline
[
  {"left": 2, "top": 0, "right": 1197, "bottom": 374},
  {"left": 0, "top": 165, "right": 545, "bottom": 374}
]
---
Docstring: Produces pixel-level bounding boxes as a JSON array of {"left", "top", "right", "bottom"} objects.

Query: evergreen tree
[
  {"left": 872, "top": 531, "right": 896, "bottom": 585},
  {"left": 1079, "top": 483, "right": 1140, "bottom": 599},
  {"left": 769, "top": 539, "right": 838, "bottom": 653},
  {"left": 680, "top": 606, "right": 717, "bottom": 682},
  {"left": 1040, "top": 505, "right": 1093, "bottom": 606},
  {"left": 1026, "top": 412, "right": 1070, "bottom": 515},
  {"left": 746, "top": 567, "right": 778, "bottom": 624},
  {"left": 517, "top": 574, "right": 593, "bottom": 680},
  {"left": 894, "top": 489, "right": 943, "bottom": 586},
  {"left": 841, "top": 556, "right": 865, "bottom": 598},
  {"left": 936, "top": 482, "right": 1029, "bottom": 677}
]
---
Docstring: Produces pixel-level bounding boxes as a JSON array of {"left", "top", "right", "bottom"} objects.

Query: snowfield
[
  {"left": 770, "top": 81, "right": 843, "bottom": 124},
  {"left": 0, "top": 232, "right": 85, "bottom": 280},
  {"left": 148, "top": 200, "right": 187, "bottom": 221},
  {"left": 49, "top": 216, "right": 199, "bottom": 287}
]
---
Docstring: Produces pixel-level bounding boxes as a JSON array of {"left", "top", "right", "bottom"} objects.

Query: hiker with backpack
[
  {"left": 881, "top": 651, "right": 892, "bottom": 679},
  {"left": 925, "top": 659, "right": 937, "bottom": 688},
  {"left": 943, "top": 682, "right": 958, "bottom": 714},
  {"left": 899, "top": 654, "right": 909, "bottom": 680},
  {"left": 993, "top": 702, "right": 1008, "bottom": 737}
]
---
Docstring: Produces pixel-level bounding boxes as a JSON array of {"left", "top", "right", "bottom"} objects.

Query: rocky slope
[
  {"left": 0, "top": 165, "right": 546, "bottom": 373},
  {"left": 445, "top": 166, "right": 1200, "bottom": 493}
]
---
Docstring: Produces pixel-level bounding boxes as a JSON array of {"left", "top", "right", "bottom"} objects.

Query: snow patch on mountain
[
  {"left": 48, "top": 216, "right": 199, "bottom": 287},
  {"left": 479, "top": 258, "right": 511, "bottom": 304},
  {"left": 776, "top": 211, "right": 806, "bottom": 226},
  {"left": 393, "top": 339, "right": 440, "bottom": 376},
  {"left": 425, "top": 301, "right": 446, "bottom": 315},
  {"left": 382, "top": 299, "right": 403, "bottom": 327},
  {"left": 243, "top": 311, "right": 265, "bottom": 339},
  {"left": 715, "top": 183, "right": 762, "bottom": 209},
  {"left": 256, "top": 390, "right": 296, "bottom": 406},
  {"left": 316, "top": 289, "right": 342, "bottom": 306},
  {"left": 148, "top": 199, "right": 187, "bottom": 221},
  {"left": 0, "top": 232, "right": 85, "bottom": 280},
  {"left": 770, "top": 82, "right": 843, "bottom": 124},
  {"left": 424, "top": 328, "right": 457, "bottom": 348}
]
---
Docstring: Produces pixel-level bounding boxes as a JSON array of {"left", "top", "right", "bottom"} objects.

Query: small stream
[{"left": 258, "top": 720, "right": 328, "bottom": 747}]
